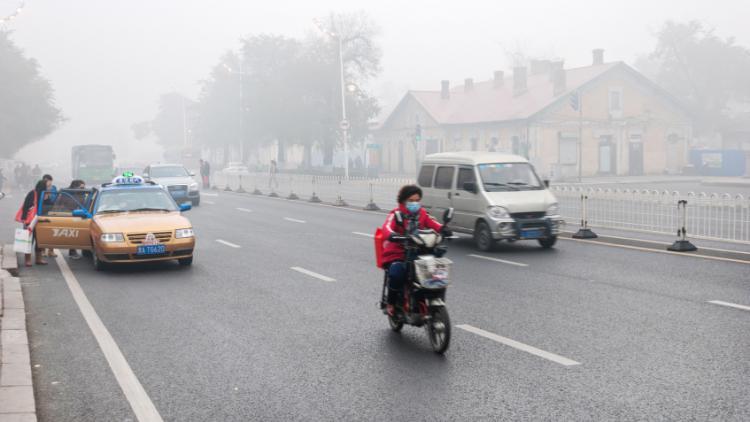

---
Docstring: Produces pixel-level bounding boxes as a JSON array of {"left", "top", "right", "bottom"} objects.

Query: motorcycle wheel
[
  {"left": 388, "top": 313, "right": 403, "bottom": 332},
  {"left": 427, "top": 307, "right": 451, "bottom": 354}
]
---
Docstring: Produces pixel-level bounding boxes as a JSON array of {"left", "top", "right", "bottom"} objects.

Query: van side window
[
  {"left": 434, "top": 166, "right": 455, "bottom": 190},
  {"left": 417, "top": 165, "right": 435, "bottom": 187},
  {"left": 456, "top": 168, "right": 476, "bottom": 190}
]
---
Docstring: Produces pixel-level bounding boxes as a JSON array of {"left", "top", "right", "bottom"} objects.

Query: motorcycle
[{"left": 379, "top": 208, "right": 455, "bottom": 354}]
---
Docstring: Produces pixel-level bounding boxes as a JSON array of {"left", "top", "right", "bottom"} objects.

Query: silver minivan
[{"left": 418, "top": 152, "right": 563, "bottom": 251}]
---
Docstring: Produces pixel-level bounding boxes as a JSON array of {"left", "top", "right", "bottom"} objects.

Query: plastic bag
[{"left": 14, "top": 228, "right": 32, "bottom": 254}]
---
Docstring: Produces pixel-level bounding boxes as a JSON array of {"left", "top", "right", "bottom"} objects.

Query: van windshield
[{"left": 477, "top": 163, "right": 543, "bottom": 191}]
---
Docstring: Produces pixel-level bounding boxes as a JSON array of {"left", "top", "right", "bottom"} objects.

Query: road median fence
[{"left": 211, "top": 173, "right": 750, "bottom": 245}]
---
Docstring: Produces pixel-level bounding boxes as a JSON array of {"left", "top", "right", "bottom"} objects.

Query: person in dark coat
[{"left": 16, "top": 179, "right": 53, "bottom": 266}]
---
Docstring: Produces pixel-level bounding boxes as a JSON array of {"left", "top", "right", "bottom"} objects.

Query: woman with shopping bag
[{"left": 15, "top": 179, "right": 53, "bottom": 266}]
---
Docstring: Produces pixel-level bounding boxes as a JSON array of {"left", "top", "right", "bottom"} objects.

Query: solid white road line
[
  {"left": 55, "top": 253, "right": 164, "bottom": 422},
  {"left": 561, "top": 237, "right": 750, "bottom": 265},
  {"left": 284, "top": 217, "right": 306, "bottom": 224},
  {"left": 468, "top": 254, "right": 528, "bottom": 267},
  {"left": 352, "top": 231, "right": 374, "bottom": 238},
  {"left": 561, "top": 230, "right": 750, "bottom": 256},
  {"left": 215, "top": 239, "right": 241, "bottom": 248},
  {"left": 236, "top": 207, "right": 252, "bottom": 213},
  {"left": 203, "top": 200, "right": 216, "bottom": 205},
  {"left": 456, "top": 324, "right": 580, "bottom": 367},
  {"left": 708, "top": 300, "right": 750, "bottom": 312},
  {"left": 290, "top": 267, "right": 336, "bottom": 282}
]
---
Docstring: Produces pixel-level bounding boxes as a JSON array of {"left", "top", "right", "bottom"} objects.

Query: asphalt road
[{"left": 2, "top": 189, "right": 749, "bottom": 421}]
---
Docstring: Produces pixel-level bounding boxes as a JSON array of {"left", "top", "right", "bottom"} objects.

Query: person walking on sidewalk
[{"left": 268, "top": 159, "right": 279, "bottom": 191}]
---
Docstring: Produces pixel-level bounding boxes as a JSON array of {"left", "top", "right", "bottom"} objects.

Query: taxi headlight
[
  {"left": 546, "top": 203, "right": 560, "bottom": 216},
  {"left": 189, "top": 182, "right": 199, "bottom": 191},
  {"left": 100, "top": 233, "right": 124, "bottom": 242},
  {"left": 487, "top": 206, "right": 510, "bottom": 220},
  {"left": 175, "top": 228, "right": 194, "bottom": 239}
]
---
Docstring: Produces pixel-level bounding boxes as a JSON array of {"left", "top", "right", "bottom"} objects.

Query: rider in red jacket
[{"left": 381, "top": 185, "right": 445, "bottom": 312}]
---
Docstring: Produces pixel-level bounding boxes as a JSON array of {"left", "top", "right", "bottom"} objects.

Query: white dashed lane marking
[
  {"left": 468, "top": 254, "right": 528, "bottom": 267},
  {"left": 284, "top": 217, "right": 306, "bottom": 224},
  {"left": 457, "top": 324, "right": 580, "bottom": 367},
  {"left": 215, "top": 239, "right": 241, "bottom": 248},
  {"left": 236, "top": 208, "right": 252, "bottom": 213},
  {"left": 352, "top": 232, "right": 374, "bottom": 238},
  {"left": 708, "top": 300, "right": 750, "bottom": 312},
  {"left": 290, "top": 267, "right": 336, "bottom": 282}
]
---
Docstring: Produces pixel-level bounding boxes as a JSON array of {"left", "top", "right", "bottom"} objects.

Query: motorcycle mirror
[
  {"left": 443, "top": 208, "right": 454, "bottom": 223},
  {"left": 394, "top": 211, "right": 404, "bottom": 225}
]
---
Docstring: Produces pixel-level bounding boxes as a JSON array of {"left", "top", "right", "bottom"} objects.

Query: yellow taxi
[{"left": 34, "top": 174, "right": 196, "bottom": 270}]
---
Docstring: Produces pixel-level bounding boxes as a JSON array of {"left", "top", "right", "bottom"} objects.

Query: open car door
[{"left": 34, "top": 189, "right": 94, "bottom": 250}]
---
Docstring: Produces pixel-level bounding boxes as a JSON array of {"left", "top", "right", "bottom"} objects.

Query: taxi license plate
[
  {"left": 521, "top": 229, "right": 543, "bottom": 239},
  {"left": 137, "top": 245, "right": 166, "bottom": 255}
]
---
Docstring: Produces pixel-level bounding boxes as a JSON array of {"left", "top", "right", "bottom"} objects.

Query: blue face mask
[{"left": 405, "top": 201, "right": 421, "bottom": 214}]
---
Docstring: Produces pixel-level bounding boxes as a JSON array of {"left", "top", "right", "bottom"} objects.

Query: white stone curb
[{"left": 0, "top": 265, "right": 37, "bottom": 422}]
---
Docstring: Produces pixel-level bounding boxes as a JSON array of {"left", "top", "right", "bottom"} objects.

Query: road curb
[{"left": 0, "top": 252, "right": 37, "bottom": 422}]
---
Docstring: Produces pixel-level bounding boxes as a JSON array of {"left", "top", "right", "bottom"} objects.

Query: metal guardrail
[
  {"left": 551, "top": 186, "right": 750, "bottom": 244},
  {"left": 210, "top": 173, "right": 750, "bottom": 244}
]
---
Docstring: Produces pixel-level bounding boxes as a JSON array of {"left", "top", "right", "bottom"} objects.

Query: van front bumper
[{"left": 489, "top": 216, "right": 564, "bottom": 240}]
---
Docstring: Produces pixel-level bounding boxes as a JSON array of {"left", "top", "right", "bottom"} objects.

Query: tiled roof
[{"left": 405, "top": 62, "right": 621, "bottom": 125}]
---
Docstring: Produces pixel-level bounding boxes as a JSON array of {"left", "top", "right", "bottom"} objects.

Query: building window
[
  {"left": 609, "top": 88, "right": 623, "bottom": 118},
  {"left": 558, "top": 133, "right": 578, "bottom": 165}
]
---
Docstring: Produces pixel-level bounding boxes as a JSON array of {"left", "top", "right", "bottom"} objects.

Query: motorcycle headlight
[
  {"left": 189, "top": 182, "right": 199, "bottom": 191},
  {"left": 175, "top": 228, "right": 194, "bottom": 239},
  {"left": 100, "top": 233, "right": 124, "bottom": 242},
  {"left": 546, "top": 203, "right": 560, "bottom": 216},
  {"left": 487, "top": 206, "right": 510, "bottom": 220}
]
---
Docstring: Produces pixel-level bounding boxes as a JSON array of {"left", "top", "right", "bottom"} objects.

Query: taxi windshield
[
  {"left": 95, "top": 189, "right": 178, "bottom": 214},
  {"left": 150, "top": 166, "right": 188, "bottom": 178},
  {"left": 478, "top": 163, "right": 543, "bottom": 191}
]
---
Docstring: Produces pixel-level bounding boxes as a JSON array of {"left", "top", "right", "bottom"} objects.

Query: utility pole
[{"left": 337, "top": 33, "right": 349, "bottom": 179}]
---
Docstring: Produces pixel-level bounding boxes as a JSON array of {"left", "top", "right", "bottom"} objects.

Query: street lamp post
[
  {"left": 224, "top": 61, "right": 248, "bottom": 163},
  {"left": 337, "top": 35, "right": 350, "bottom": 179},
  {"left": 314, "top": 18, "right": 350, "bottom": 179}
]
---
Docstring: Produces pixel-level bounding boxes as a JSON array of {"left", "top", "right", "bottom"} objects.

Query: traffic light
[
  {"left": 570, "top": 92, "right": 580, "bottom": 111},
  {"left": 415, "top": 124, "right": 422, "bottom": 142}
]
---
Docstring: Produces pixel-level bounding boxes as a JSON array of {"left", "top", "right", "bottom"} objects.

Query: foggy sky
[{"left": 3, "top": 0, "right": 748, "bottom": 164}]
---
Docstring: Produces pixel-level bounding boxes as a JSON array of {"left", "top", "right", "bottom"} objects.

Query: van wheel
[
  {"left": 474, "top": 221, "right": 495, "bottom": 251},
  {"left": 178, "top": 257, "right": 193, "bottom": 266},
  {"left": 538, "top": 236, "right": 557, "bottom": 249}
]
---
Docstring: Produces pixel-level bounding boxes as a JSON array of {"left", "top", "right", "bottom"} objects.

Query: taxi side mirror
[
  {"left": 179, "top": 203, "right": 192, "bottom": 212},
  {"left": 189, "top": 171, "right": 196, "bottom": 177},
  {"left": 72, "top": 209, "right": 90, "bottom": 219}
]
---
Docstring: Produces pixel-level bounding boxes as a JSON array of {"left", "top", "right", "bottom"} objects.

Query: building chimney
[
  {"left": 464, "top": 78, "right": 474, "bottom": 92},
  {"left": 552, "top": 68, "right": 567, "bottom": 96},
  {"left": 592, "top": 48, "right": 604, "bottom": 65},
  {"left": 493, "top": 70, "right": 505, "bottom": 88},
  {"left": 441, "top": 80, "right": 450, "bottom": 99},
  {"left": 513, "top": 66, "right": 527, "bottom": 96}
]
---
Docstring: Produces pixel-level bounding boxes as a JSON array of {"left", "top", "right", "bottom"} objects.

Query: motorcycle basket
[{"left": 414, "top": 257, "right": 453, "bottom": 289}]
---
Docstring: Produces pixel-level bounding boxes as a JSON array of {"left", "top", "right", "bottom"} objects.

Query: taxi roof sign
[{"left": 112, "top": 174, "right": 145, "bottom": 185}]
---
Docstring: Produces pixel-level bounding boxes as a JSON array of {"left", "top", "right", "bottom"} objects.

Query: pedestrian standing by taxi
[
  {"left": 65, "top": 179, "right": 87, "bottom": 260},
  {"left": 16, "top": 179, "right": 53, "bottom": 266}
]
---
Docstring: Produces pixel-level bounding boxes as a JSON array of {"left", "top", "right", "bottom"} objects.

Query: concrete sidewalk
[{"left": 0, "top": 245, "right": 36, "bottom": 422}]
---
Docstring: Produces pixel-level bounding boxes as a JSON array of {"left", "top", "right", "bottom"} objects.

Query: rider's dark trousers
[{"left": 386, "top": 261, "right": 407, "bottom": 304}]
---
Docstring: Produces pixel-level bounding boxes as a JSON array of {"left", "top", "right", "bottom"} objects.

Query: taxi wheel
[
  {"left": 178, "top": 257, "right": 193, "bottom": 266},
  {"left": 92, "top": 251, "right": 108, "bottom": 271}
]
